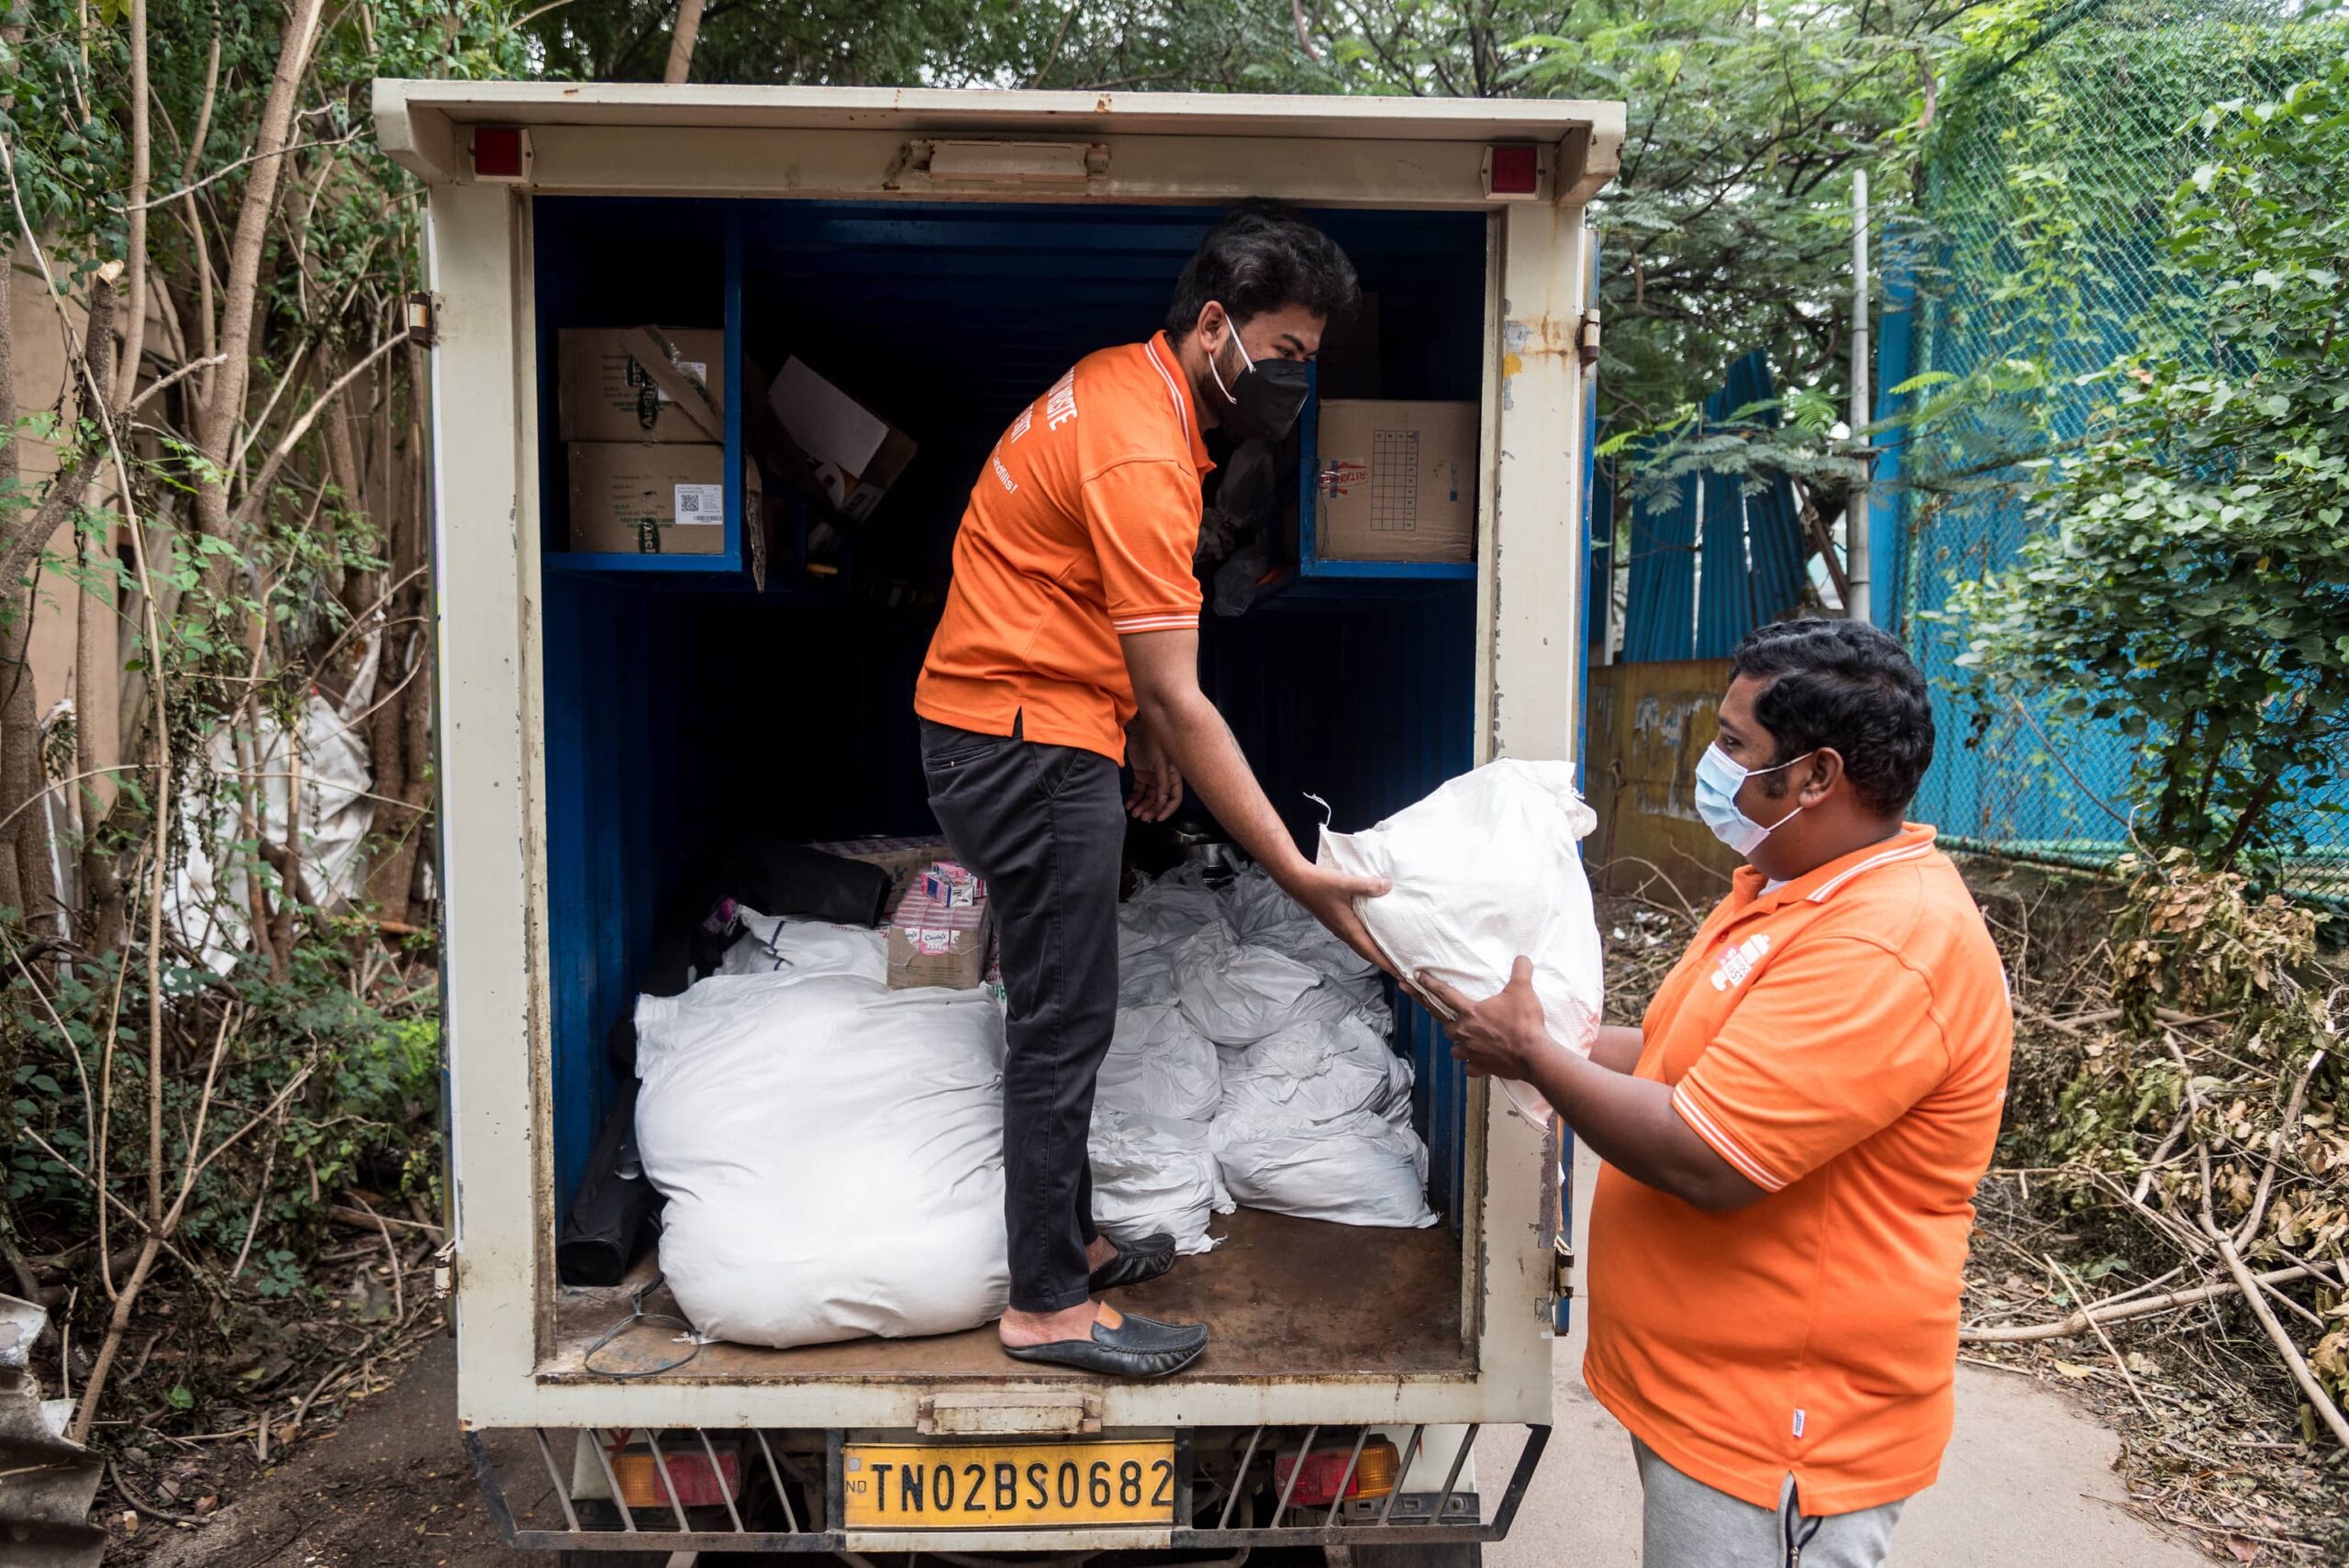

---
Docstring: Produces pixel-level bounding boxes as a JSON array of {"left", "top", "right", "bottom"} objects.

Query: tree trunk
[
  {"left": 663, "top": 0, "right": 706, "bottom": 83},
  {"left": 363, "top": 365, "right": 431, "bottom": 926},
  {"left": 189, "top": 0, "right": 325, "bottom": 543}
]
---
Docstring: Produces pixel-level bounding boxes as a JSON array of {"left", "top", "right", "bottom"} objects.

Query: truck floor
[{"left": 544, "top": 1207, "right": 1472, "bottom": 1381}]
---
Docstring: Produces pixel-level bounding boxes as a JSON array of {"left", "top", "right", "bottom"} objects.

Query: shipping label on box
[
  {"left": 567, "top": 442, "right": 762, "bottom": 557},
  {"left": 887, "top": 883, "right": 991, "bottom": 991},
  {"left": 1315, "top": 399, "right": 1478, "bottom": 565},
  {"left": 558, "top": 327, "right": 728, "bottom": 444}
]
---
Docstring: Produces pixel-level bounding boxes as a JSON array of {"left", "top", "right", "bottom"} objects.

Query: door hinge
[
  {"left": 406, "top": 291, "right": 440, "bottom": 348},
  {"left": 1577, "top": 308, "right": 1602, "bottom": 369}
]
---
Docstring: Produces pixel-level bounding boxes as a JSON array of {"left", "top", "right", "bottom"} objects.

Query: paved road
[{"left": 1480, "top": 1145, "right": 2206, "bottom": 1567}]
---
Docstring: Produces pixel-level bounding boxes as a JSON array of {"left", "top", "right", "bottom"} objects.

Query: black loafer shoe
[
  {"left": 1089, "top": 1233, "right": 1177, "bottom": 1293},
  {"left": 1003, "top": 1312, "right": 1208, "bottom": 1378}
]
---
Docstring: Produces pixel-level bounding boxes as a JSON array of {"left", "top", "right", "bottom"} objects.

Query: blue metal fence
[{"left": 1884, "top": 0, "right": 2349, "bottom": 906}]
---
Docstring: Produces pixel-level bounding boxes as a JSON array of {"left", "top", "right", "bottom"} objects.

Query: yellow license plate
[{"left": 841, "top": 1439, "right": 1177, "bottom": 1529}]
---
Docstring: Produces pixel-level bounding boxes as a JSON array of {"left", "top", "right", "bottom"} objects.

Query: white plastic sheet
[
  {"left": 634, "top": 971, "right": 1010, "bottom": 1348},
  {"left": 172, "top": 639, "right": 382, "bottom": 973},
  {"left": 1319, "top": 760, "right": 1604, "bottom": 1119}
]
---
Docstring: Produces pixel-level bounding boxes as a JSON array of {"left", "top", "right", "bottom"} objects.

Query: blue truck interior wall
[{"left": 535, "top": 195, "right": 1485, "bottom": 1225}]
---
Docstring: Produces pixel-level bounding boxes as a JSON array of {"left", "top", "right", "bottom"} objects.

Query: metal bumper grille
[{"left": 464, "top": 1421, "right": 1551, "bottom": 1552}]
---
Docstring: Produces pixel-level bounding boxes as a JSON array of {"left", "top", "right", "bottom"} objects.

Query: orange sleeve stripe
[
  {"left": 1672, "top": 1084, "right": 1788, "bottom": 1193},
  {"left": 1111, "top": 612, "right": 1197, "bottom": 634}
]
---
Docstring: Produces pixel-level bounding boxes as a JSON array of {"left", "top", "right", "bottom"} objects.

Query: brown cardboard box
[
  {"left": 1315, "top": 399, "right": 1478, "bottom": 564},
  {"left": 558, "top": 328, "right": 729, "bottom": 444},
  {"left": 885, "top": 880, "right": 991, "bottom": 991},
  {"left": 766, "top": 357, "right": 918, "bottom": 522},
  {"left": 807, "top": 835, "right": 952, "bottom": 910},
  {"left": 567, "top": 442, "right": 762, "bottom": 557}
]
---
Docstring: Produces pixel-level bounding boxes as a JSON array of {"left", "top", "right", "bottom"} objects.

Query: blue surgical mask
[{"left": 1694, "top": 740, "right": 1815, "bottom": 857}]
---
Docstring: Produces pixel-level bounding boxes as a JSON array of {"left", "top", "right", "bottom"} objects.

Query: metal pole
[{"left": 1847, "top": 169, "right": 1873, "bottom": 625}]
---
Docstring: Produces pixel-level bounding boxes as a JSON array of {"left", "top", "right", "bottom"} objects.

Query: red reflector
[
  {"left": 612, "top": 1446, "right": 741, "bottom": 1508},
  {"left": 1489, "top": 143, "right": 1539, "bottom": 195},
  {"left": 473, "top": 127, "right": 525, "bottom": 179},
  {"left": 1275, "top": 1441, "right": 1399, "bottom": 1508}
]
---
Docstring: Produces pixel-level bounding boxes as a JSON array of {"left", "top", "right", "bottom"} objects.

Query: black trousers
[{"left": 920, "top": 717, "right": 1124, "bottom": 1314}]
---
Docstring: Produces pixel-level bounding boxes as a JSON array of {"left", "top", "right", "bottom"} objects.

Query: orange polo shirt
[
  {"left": 1582, "top": 824, "right": 2012, "bottom": 1517},
  {"left": 916, "top": 332, "right": 1213, "bottom": 763}
]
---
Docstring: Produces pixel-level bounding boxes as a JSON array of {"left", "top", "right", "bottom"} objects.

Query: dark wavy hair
[
  {"left": 1164, "top": 199, "right": 1359, "bottom": 343},
  {"left": 1731, "top": 617, "right": 1934, "bottom": 817}
]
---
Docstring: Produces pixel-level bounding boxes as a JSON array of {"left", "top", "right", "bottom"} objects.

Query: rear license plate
[{"left": 841, "top": 1439, "right": 1177, "bottom": 1529}]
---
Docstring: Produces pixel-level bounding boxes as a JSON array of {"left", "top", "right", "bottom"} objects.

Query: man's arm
[
  {"left": 1420, "top": 961, "right": 1765, "bottom": 1213},
  {"left": 1121, "top": 628, "right": 1390, "bottom": 967},
  {"left": 1591, "top": 1024, "right": 1644, "bottom": 1074}
]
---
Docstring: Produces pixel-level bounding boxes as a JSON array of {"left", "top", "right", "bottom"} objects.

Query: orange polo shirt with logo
[
  {"left": 916, "top": 332, "right": 1212, "bottom": 763},
  {"left": 1581, "top": 824, "right": 2013, "bottom": 1516}
]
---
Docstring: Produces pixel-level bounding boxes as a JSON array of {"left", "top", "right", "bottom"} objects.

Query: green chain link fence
[{"left": 1892, "top": 0, "right": 2349, "bottom": 906}]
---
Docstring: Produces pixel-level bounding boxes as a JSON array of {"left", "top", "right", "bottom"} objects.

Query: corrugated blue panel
[{"left": 1622, "top": 349, "right": 1809, "bottom": 663}]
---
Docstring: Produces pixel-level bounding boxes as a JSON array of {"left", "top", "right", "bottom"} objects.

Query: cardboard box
[
  {"left": 922, "top": 862, "right": 979, "bottom": 907},
  {"left": 558, "top": 327, "right": 729, "bottom": 444},
  {"left": 808, "top": 835, "right": 952, "bottom": 909},
  {"left": 1314, "top": 400, "right": 1478, "bottom": 564},
  {"left": 766, "top": 358, "right": 918, "bottom": 522},
  {"left": 567, "top": 442, "right": 762, "bottom": 558},
  {"left": 886, "top": 881, "right": 992, "bottom": 991}
]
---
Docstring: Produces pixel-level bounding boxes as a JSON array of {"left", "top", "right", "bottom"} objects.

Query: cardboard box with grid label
[{"left": 1315, "top": 400, "right": 1477, "bottom": 564}]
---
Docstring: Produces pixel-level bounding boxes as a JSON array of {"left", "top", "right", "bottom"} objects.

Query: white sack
[
  {"left": 1218, "top": 1013, "right": 1412, "bottom": 1129},
  {"left": 1119, "top": 864, "right": 1226, "bottom": 952},
  {"left": 634, "top": 972, "right": 1008, "bottom": 1348},
  {"left": 1097, "top": 1003, "right": 1221, "bottom": 1123},
  {"left": 1088, "top": 1109, "right": 1231, "bottom": 1255},
  {"left": 1211, "top": 1109, "right": 1435, "bottom": 1229},
  {"left": 1219, "top": 866, "right": 1376, "bottom": 984},
  {"left": 1319, "top": 760, "right": 1604, "bottom": 1089},
  {"left": 1172, "top": 924, "right": 1381, "bottom": 1045},
  {"left": 718, "top": 911, "right": 888, "bottom": 984}
]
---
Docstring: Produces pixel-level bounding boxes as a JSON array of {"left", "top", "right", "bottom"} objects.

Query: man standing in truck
[
  {"left": 1422, "top": 617, "right": 2013, "bottom": 1567},
  {"left": 913, "top": 202, "right": 1390, "bottom": 1379}
]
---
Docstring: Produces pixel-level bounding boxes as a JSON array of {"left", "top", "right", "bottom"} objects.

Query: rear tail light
[
  {"left": 611, "top": 1443, "right": 741, "bottom": 1509},
  {"left": 1275, "top": 1439, "right": 1400, "bottom": 1507}
]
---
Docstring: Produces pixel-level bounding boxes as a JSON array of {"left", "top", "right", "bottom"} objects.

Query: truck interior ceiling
[{"left": 532, "top": 195, "right": 1489, "bottom": 1380}]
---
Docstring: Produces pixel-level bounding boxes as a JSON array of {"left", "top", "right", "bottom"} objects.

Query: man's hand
[
  {"left": 1126, "top": 722, "right": 1184, "bottom": 822},
  {"left": 1418, "top": 959, "right": 1552, "bottom": 1081},
  {"left": 1279, "top": 861, "right": 1394, "bottom": 975}
]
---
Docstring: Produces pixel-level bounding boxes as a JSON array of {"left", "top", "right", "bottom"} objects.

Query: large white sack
[
  {"left": 1319, "top": 760, "right": 1604, "bottom": 1075},
  {"left": 1212, "top": 1109, "right": 1436, "bottom": 1229},
  {"left": 1089, "top": 1109, "right": 1230, "bottom": 1255},
  {"left": 1097, "top": 1003, "right": 1220, "bottom": 1123},
  {"left": 1219, "top": 867, "right": 1377, "bottom": 984},
  {"left": 634, "top": 973, "right": 1009, "bottom": 1348},
  {"left": 718, "top": 912, "right": 888, "bottom": 984},
  {"left": 1172, "top": 924, "right": 1385, "bottom": 1045},
  {"left": 1119, "top": 865, "right": 1225, "bottom": 952},
  {"left": 1218, "top": 1013, "right": 1412, "bottom": 1129}
]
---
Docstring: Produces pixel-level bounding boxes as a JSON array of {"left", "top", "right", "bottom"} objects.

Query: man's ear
[{"left": 1800, "top": 748, "right": 1846, "bottom": 806}]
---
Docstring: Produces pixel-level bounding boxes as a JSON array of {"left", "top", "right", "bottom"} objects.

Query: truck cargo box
[{"left": 378, "top": 78, "right": 1620, "bottom": 1558}]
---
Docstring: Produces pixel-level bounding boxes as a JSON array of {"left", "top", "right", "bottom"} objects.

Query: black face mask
[{"left": 1205, "top": 312, "right": 1310, "bottom": 442}]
